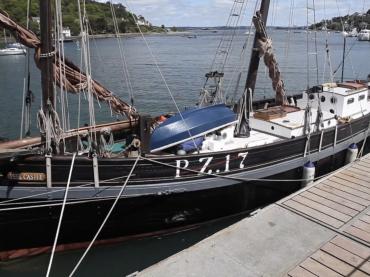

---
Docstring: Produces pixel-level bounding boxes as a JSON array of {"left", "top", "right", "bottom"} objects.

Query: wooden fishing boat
[{"left": 0, "top": 0, "right": 370, "bottom": 261}]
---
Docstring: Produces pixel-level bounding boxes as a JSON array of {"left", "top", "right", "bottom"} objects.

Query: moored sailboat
[{"left": 0, "top": 0, "right": 370, "bottom": 262}]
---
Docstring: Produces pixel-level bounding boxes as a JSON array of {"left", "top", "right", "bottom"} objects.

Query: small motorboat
[{"left": 0, "top": 47, "right": 26, "bottom": 56}]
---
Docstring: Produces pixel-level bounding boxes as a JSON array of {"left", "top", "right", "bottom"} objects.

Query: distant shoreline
[{"left": 70, "top": 31, "right": 192, "bottom": 40}]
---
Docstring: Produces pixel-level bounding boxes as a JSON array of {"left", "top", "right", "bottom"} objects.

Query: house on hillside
[
  {"left": 62, "top": 27, "right": 71, "bottom": 38},
  {"left": 137, "top": 15, "right": 151, "bottom": 27}
]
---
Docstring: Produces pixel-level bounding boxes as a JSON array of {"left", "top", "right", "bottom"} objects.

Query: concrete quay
[{"left": 138, "top": 154, "right": 370, "bottom": 276}]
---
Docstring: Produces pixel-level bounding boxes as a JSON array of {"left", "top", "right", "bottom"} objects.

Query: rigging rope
[
  {"left": 225, "top": 0, "right": 257, "bottom": 102},
  {"left": 0, "top": 10, "right": 137, "bottom": 120},
  {"left": 123, "top": 0, "right": 200, "bottom": 153},
  {"left": 78, "top": 0, "right": 97, "bottom": 142},
  {"left": 109, "top": 1, "right": 135, "bottom": 106},
  {"left": 1, "top": 144, "right": 369, "bottom": 213},
  {"left": 20, "top": 0, "right": 32, "bottom": 139}
]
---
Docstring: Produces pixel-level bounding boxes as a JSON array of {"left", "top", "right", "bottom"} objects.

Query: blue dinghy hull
[{"left": 150, "top": 104, "right": 237, "bottom": 152}]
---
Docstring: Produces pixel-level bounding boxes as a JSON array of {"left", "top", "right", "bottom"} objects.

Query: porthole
[
  {"left": 321, "top": 96, "right": 326, "bottom": 103},
  {"left": 359, "top": 95, "right": 365, "bottom": 101},
  {"left": 309, "top": 94, "right": 315, "bottom": 100},
  {"left": 330, "top": 97, "right": 337, "bottom": 104},
  {"left": 347, "top": 98, "right": 355, "bottom": 104},
  {"left": 329, "top": 109, "right": 335, "bottom": 114},
  {"left": 271, "top": 126, "right": 275, "bottom": 130},
  {"left": 328, "top": 120, "right": 331, "bottom": 125}
]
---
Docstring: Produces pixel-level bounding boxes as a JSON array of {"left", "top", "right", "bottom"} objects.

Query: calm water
[
  {"left": 1, "top": 29, "right": 370, "bottom": 139},
  {"left": 1, "top": 29, "right": 370, "bottom": 276}
]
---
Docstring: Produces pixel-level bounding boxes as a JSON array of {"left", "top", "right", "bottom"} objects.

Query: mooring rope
[
  {"left": 1, "top": 142, "right": 369, "bottom": 211},
  {"left": 68, "top": 155, "right": 140, "bottom": 276},
  {"left": 46, "top": 152, "right": 76, "bottom": 277}
]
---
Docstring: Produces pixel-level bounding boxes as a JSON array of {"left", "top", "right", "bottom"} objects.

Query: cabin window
[
  {"left": 309, "top": 94, "right": 315, "bottom": 100},
  {"left": 330, "top": 97, "right": 337, "bottom": 104},
  {"left": 329, "top": 109, "right": 335, "bottom": 114},
  {"left": 359, "top": 95, "right": 366, "bottom": 101},
  {"left": 321, "top": 96, "right": 326, "bottom": 103},
  {"left": 347, "top": 98, "right": 355, "bottom": 104}
]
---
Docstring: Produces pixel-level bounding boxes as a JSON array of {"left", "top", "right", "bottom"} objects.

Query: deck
[{"left": 138, "top": 154, "right": 370, "bottom": 276}]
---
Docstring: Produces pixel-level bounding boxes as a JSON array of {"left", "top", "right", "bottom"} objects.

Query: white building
[
  {"left": 137, "top": 16, "right": 150, "bottom": 26},
  {"left": 62, "top": 27, "right": 71, "bottom": 38}
]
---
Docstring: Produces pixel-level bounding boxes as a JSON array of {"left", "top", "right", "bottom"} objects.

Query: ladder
[{"left": 199, "top": 0, "right": 247, "bottom": 107}]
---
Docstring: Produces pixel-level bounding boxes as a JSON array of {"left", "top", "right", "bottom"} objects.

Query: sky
[{"left": 108, "top": 0, "right": 370, "bottom": 27}]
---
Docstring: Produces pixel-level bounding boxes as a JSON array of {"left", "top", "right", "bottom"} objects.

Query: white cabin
[
  {"left": 248, "top": 81, "right": 370, "bottom": 139},
  {"left": 297, "top": 82, "right": 369, "bottom": 118}
]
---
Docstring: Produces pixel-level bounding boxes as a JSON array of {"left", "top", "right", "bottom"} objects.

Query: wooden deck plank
[
  {"left": 360, "top": 215, "right": 370, "bottom": 224},
  {"left": 331, "top": 236, "right": 370, "bottom": 259},
  {"left": 317, "top": 184, "right": 370, "bottom": 206},
  {"left": 347, "top": 163, "right": 370, "bottom": 173},
  {"left": 351, "top": 164, "right": 370, "bottom": 176},
  {"left": 343, "top": 164, "right": 370, "bottom": 178},
  {"left": 292, "top": 195, "right": 351, "bottom": 222},
  {"left": 333, "top": 174, "right": 370, "bottom": 193},
  {"left": 300, "top": 191, "right": 358, "bottom": 217},
  {"left": 309, "top": 187, "right": 365, "bottom": 212},
  {"left": 311, "top": 250, "right": 355, "bottom": 275},
  {"left": 317, "top": 181, "right": 370, "bottom": 207},
  {"left": 345, "top": 226, "right": 370, "bottom": 244},
  {"left": 288, "top": 266, "right": 317, "bottom": 277},
  {"left": 339, "top": 170, "right": 370, "bottom": 187},
  {"left": 321, "top": 242, "right": 370, "bottom": 275},
  {"left": 321, "top": 180, "right": 370, "bottom": 201},
  {"left": 352, "top": 220, "right": 370, "bottom": 234},
  {"left": 283, "top": 200, "right": 344, "bottom": 228},
  {"left": 300, "top": 258, "right": 342, "bottom": 277},
  {"left": 358, "top": 159, "right": 370, "bottom": 167}
]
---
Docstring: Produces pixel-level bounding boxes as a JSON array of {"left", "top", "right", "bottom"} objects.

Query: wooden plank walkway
[
  {"left": 139, "top": 154, "right": 370, "bottom": 277},
  {"left": 284, "top": 154, "right": 370, "bottom": 276}
]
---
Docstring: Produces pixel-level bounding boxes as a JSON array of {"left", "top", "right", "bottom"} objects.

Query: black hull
[
  {"left": 0, "top": 169, "right": 304, "bottom": 256},
  {"left": 0, "top": 114, "right": 370, "bottom": 258}
]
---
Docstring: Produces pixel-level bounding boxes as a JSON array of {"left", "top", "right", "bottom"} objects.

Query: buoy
[
  {"left": 177, "top": 149, "right": 186, "bottom": 155},
  {"left": 345, "top": 143, "right": 358, "bottom": 164},
  {"left": 159, "top": 115, "right": 167, "bottom": 122},
  {"left": 302, "top": 161, "right": 315, "bottom": 187}
]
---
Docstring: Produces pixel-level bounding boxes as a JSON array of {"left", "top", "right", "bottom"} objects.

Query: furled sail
[
  {"left": 0, "top": 10, "right": 138, "bottom": 119},
  {"left": 253, "top": 12, "right": 287, "bottom": 106}
]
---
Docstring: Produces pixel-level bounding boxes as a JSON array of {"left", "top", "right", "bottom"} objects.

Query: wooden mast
[
  {"left": 235, "top": 0, "right": 270, "bottom": 137},
  {"left": 244, "top": 0, "right": 270, "bottom": 94},
  {"left": 39, "top": 0, "right": 54, "bottom": 112}
]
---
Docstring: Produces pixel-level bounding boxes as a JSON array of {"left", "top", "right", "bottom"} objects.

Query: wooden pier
[{"left": 138, "top": 154, "right": 370, "bottom": 276}]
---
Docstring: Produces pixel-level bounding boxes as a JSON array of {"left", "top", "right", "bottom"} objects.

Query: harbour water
[
  {"left": 1, "top": 29, "right": 370, "bottom": 276},
  {"left": 1, "top": 29, "right": 370, "bottom": 140}
]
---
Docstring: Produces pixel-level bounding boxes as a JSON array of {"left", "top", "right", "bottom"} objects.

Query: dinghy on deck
[{"left": 150, "top": 104, "right": 237, "bottom": 153}]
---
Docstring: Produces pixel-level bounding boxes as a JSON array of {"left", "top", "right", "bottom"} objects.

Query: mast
[
  {"left": 341, "top": 36, "right": 346, "bottom": 83},
  {"left": 39, "top": 0, "right": 54, "bottom": 112},
  {"left": 245, "top": 0, "right": 270, "bottom": 93},
  {"left": 234, "top": 0, "right": 270, "bottom": 137}
]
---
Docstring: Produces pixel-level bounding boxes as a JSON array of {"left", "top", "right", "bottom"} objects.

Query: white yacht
[{"left": 357, "top": 29, "right": 370, "bottom": 41}]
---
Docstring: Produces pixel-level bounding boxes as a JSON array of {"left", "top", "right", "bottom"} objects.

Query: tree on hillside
[{"left": 0, "top": 0, "right": 153, "bottom": 35}]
